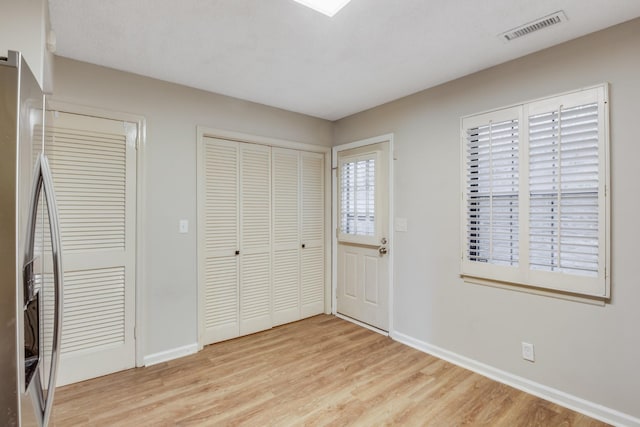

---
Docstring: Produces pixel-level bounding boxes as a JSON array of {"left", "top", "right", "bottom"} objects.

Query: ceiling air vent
[{"left": 500, "top": 11, "right": 567, "bottom": 41}]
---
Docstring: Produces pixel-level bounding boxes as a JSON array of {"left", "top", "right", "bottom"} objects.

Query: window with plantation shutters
[
  {"left": 338, "top": 152, "right": 378, "bottom": 244},
  {"left": 461, "top": 85, "right": 610, "bottom": 298}
]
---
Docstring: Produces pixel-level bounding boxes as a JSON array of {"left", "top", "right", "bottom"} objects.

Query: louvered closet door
[
  {"left": 272, "top": 148, "right": 301, "bottom": 326},
  {"left": 300, "top": 152, "right": 325, "bottom": 317},
  {"left": 202, "top": 137, "right": 240, "bottom": 344},
  {"left": 239, "top": 143, "right": 272, "bottom": 335},
  {"left": 45, "top": 111, "right": 136, "bottom": 386}
]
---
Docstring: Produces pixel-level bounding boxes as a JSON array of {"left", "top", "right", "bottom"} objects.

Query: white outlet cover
[
  {"left": 522, "top": 342, "right": 535, "bottom": 362},
  {"left": 179, "top": 219, "right": 189, "bottom": 234}
]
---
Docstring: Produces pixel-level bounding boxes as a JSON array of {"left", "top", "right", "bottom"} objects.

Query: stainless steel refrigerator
[{"left": 1, "top": 51, "right": 63, "bottom": 426}]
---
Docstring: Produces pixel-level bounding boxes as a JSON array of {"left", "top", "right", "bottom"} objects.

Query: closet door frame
[{"left": 196, "top": 127, "right": 330, "bottom": 350}]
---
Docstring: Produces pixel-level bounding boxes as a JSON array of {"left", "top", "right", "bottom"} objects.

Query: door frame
[
  {"left": 332, "top": 134, "right": 394, "bottom": 335},
  {"left": 47, "top": 100, "right": 147, "bottom": 367},
  {"left": 196, "top": 126, "right": 332, "bottom": 350}
]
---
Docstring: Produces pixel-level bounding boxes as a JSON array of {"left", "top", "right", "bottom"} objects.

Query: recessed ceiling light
[{"left": 293, "top": 0, "right": 352, "bottom": 17}]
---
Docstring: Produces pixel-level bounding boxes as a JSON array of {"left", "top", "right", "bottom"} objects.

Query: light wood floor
[{"left": 52, "top": 315, "right": 608, "bottom": 426}]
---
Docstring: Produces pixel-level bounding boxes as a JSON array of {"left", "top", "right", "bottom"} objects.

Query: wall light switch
[
  {"left": 394, "top": 217, "right": 408, "bottom": 232},
  {"left": 179, "top": 219, "right": 189, "bottom": 234}
]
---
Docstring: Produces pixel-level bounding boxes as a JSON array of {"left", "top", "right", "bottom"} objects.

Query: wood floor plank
[{"left": 52, "top": 315, "right": 610, "bottom": 426}]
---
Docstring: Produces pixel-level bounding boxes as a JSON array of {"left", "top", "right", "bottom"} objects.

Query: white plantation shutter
[
  {"left": 529, "top": 103, "right": 599, "bottom": 276},
  {"left": 461, "top": 85, "right": 609, "bottom": 297},
  {"left": 339, "top": 152, "right": 378, "bottom": 244},
  {"left": 466, "top": 117, "right": 520, "bottom": 266}
]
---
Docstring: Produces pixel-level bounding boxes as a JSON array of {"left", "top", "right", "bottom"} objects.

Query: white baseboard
[
  {"left": 391, "top": 330, "right": 639, "bottom": 427},
  {"left": 143, "top": 343, "right": 198, "bottom": 367}
]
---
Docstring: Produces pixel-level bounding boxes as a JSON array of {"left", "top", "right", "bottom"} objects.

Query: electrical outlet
[{"left": 522, "top": 342, "right": 535, "bottom": 362}]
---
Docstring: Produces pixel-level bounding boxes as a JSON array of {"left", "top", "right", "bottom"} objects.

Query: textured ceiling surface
[{"left": 49, "top": 0, "right": 640, "bottom": 120}]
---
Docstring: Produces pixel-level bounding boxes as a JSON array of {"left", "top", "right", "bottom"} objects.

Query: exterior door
[
  {"left": 336, "top": 141, "right": 389, "bottom": 331},
  {"left": 45, "top": 111, "right": 137, "bottom": 385}
]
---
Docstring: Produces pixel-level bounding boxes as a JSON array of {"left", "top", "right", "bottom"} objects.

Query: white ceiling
[{"left": 48, "top": 0, "right": 640, "bottom": 121}]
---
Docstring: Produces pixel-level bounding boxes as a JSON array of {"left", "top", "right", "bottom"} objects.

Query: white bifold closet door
[
  {"left": 201, "top": 138, "right": 272, "bottom": 344},
  {"left": 271, "top": 148, "right": 324, "bottom": 326},
  {"left": 238, "top": 143, "right": 272, "bottom": 335},
  {"left": 271, "top": 148, "right": 301, "bottom": 325},
  {"left": 299, "top": 151, "right": 325, "bottom": 317},
  {"left": 201, "top": 138, "right": 324, "bottom": 346}
]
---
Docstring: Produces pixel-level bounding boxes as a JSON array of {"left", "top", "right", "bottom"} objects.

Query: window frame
[{"left": 460, "top": 84, "right": 610, "bottom": 299}]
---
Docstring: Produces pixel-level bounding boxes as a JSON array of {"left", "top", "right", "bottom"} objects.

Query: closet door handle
[
  {"left": 235, "top": 250, "right": 240, "bottom": 255},
  {"left": 301, "top": 244, "right": 306, "bottom": 249}
]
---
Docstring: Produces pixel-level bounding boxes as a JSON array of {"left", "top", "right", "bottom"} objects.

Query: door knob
[{"left": 378, "top": 237, "right": 388, "bottom": 255}]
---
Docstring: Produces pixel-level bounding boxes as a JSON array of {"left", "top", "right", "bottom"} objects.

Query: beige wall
[
  {"left": 334, "top": 18, "right": 640, "bottom": 419},
  {"left": 1, "top": 0, "right": 53, "bottom": 91},
  {"left": 52, "top": 57, "right": 333, "bottom": 357}
]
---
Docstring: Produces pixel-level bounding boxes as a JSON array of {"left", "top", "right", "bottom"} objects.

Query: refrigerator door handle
[
  {"left": 40, "top": 154, "right": 63, "bottom": 427},
  {"left": 24, "top": 153, "right": 63, "bottom": 427}
]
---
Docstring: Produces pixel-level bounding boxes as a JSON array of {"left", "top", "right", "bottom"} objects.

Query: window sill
[{"left": 461, "top": 274, "right": 608, "bottom": 306}]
